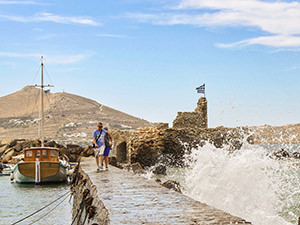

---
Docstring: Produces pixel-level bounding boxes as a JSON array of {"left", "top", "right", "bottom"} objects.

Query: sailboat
[{"left": 11, "top": 56, "right": 69, "bottom": 184}]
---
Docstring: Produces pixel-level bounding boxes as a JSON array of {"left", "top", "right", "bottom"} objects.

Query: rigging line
[
  {"left": 44, "top": 66, "right": 54, "bottom": 86},
  {"left": 43, "top": 92, "right": 60, "bottom": 139},
  {"left": 31, "top": 64, "right": 41, "bottom": 85},
  {"left": 28, "top": 192, "right": 71, "bottom": 225},
  {"left": 45, "top": 92, "right": 59, "bottom": 128},
  {"left": 21, "top": 87, "right": 39, "bottom": 138},
  {"left": 11, "top": 191, "right": 70, "bottom": 225},
  {"left": 42, "top": 57, "right": 54, "bottom": 87}
]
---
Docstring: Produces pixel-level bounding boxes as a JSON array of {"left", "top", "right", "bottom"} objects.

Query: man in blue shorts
[
  {"left": 92, "top": 122, "right": 107, "bottom": 172},
  {"left": 101, "top": 127, "right": 113, "bottom": 170}
]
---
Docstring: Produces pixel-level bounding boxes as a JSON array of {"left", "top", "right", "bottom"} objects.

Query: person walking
[
  {"left": 92, "top": 122, "right": 107, "bottom": 172},
  {"left": 101, "top": 127, "right": 113, "bottom": 170}
]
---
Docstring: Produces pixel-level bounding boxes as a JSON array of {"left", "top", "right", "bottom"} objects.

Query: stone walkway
[{"left": 80, "top": 157, "right": 251, "bottom": 225}]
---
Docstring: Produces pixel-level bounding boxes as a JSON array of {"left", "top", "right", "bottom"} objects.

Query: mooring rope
[
  {"left": 28, "top": 192, "right": 71, "bottom": 225},
  {"left": 11, "top": 191, "right": 70, "bottom": 225}
]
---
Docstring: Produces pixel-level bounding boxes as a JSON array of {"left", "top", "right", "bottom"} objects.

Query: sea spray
[{"left": 181, "top": 142, "right": 300, "bottom": 225}]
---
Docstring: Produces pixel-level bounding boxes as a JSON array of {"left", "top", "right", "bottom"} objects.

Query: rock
[
  {"left": 67, "top": 144, "right": 80, "bottom": 149},
  {"left": 10, "top": 154, "right": 24, "bottom": 164},
  {"left": 8, "top": 139, "right": 18, "bottom": 147},
  {"left": 73, "top": 147, "right": 84, "bottom": 155},
  {"left": 131, "top": 162, "right": 145, "bottom": 174},
  {"left": 45, "top": 141, "right": 57, "bottom": 147},
  {"left": 69, "top": 154, "right": 78, "bottom": 162},
  {"left": 273, "top": 149, "right": 290, "bottom": 159},
  {"left": 0, "top": 144, "right": 9, "bottom": 156},
  {"left": 7, "top": 139, "right": 25, "bottom": 148},
  {"left": 155, "top": 178, "right": 161, "bottom": 183},
  {"left": 4, "top": 147, "right": 14, "bottom": 155},
  {"left": 0, "top": 139, "right": 10, "bottom": 145},
  {"left": 82, "top": 146, "right": 94, "bottom": 157},
  {"left": 162, "top": 180, "right": 182, "bottom": 193},
  {"left": 154, "top": 123, "right": 169, "bottom": 129},
  {"left": 32, "top": 139, "right": 41, "bottom": 147},
  {"left": 14, "top": 143, "right": 23, "bottom": 152},
  {"left": 2, "top": 148, "right": 15, "bottom": 163},
  {"left": 292, "top": 152, "right": 300, "bottom": 159},
  {"left": 152, "top": 165, "right": 167, "bottom": 175},
  {"left": 21, "top": 140, "right": 33, "bottom": 149}
]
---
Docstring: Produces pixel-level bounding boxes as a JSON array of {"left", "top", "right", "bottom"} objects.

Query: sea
[
  {"left": 151, "top": 142, "right": 300, "bottom": 225},
  {"left": 0, "top": 178, "right": 72, "bottom": 225}
]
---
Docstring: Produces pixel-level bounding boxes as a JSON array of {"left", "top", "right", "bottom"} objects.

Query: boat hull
[{"left": 13, "top": 161, "right": 68, "bottom": 184}]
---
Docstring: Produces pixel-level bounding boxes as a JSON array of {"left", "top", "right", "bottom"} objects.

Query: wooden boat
[
  {"left": 12, "top": 147, "right": 68, "bottom": 183},
  {"left": 10, "top": 56, "right": 69, "bottom": 184}
]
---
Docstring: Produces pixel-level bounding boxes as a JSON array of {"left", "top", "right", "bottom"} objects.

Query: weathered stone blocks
[{"left": 173, "top": 97, "right": 208, "bottom": 129}]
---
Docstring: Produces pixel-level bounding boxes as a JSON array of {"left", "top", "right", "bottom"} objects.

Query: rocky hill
[{"left": 0, "top": 86, "right": 152, "bottom": 144}]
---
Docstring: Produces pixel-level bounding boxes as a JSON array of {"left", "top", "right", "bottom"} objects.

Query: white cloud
[
  {"left": 0, "top": 14, "right": 28, "bottom": 22},
  {"left": 35, "top": 12, "right": 100, "bottom": 26},
  {"left": 216, "top": 35, "right": 300, "bottom": 48},
  {"left": 0, "top": 52, "right": 40, "bottom": 58},
  {"left": 0, "top": 12, "right": 100, "bottom": 26},
  {"left": 176, "top": 0, "right": 300, "bottom": 35},
  {"left": 0, "top": 52, "right": 95, "bottom": 64},
  {"left": 127, "top": 0, "right": 300, "bottom": 49},
  {"left": 0, "top": 1, "right": 43, "bottom": 4}
]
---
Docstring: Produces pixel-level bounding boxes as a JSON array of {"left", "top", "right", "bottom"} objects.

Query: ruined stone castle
[{"left": 173, "top": 97, "right": 208, "bottom": 129}]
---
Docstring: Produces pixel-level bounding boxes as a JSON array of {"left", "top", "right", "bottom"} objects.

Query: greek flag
[{"left": 196, "top": 84, "right": 205, "bottom": 94}]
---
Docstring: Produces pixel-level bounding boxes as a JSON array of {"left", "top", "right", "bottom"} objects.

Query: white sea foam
[{"left": 181, "top": 142, "right": 300, "bottom": 225}]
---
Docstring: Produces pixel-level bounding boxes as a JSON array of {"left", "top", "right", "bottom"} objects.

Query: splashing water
[{"left": 180, "top": 142, "right": 300, "bottom": 225}]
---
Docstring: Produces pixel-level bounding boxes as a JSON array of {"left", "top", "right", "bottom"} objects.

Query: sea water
[
  {"left": 0, "top": 177, "right": 72, "bottom": 225},
  {"left": 160, "top": 142, "right": 300, "bottom": 225}
]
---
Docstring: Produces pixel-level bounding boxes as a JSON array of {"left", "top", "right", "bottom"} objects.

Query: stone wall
[
  {"left": 109, "top": 130, "right": 131, "bottom": 163},
  {"left": 173, "top": 97, "right": 208, "bottom": 129},
  {"left": 70, "top": 164, "right": 109, "bottom": 225},
  {"left": 108, "top": 126, "right": 166, "bottom": 168},
  {"left": 109, "top": 125, "right": 253, "bottom": 169}
]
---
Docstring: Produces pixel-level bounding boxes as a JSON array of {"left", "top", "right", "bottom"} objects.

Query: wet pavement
[{"left": 80, "top": 157, "right": 251, "bottom": 225}]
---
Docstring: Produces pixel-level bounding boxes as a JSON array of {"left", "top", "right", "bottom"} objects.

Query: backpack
[{"left": 104, "top": 133, "right": 110, "bottom": 147}]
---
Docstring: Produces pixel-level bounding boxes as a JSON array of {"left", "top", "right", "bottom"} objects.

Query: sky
[{"left": 0, "top": 0, "right": 300, "bottom": 128}]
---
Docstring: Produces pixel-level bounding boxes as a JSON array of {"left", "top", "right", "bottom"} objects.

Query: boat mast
[{"left": 40, "top": 56, "right": 45, "bottom": 147}]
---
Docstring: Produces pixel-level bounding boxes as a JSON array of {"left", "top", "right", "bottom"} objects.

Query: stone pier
[{"left": 71, "top": 157, "right": 251, "bottom": 225}]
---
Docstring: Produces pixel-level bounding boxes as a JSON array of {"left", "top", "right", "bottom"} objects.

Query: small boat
[
  {"left": 11, "top": 147, "right": 68, "bottom": 183},
  {"left": 0, "top": 162, "right": 13, "bottom": 176},
  {"left": 10, "top": 56, "right": 69, "bottom": 184}
]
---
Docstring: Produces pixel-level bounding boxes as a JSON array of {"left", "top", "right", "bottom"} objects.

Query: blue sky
[{"left": 0, "top": 0, "right": 300, "bottom": 128}]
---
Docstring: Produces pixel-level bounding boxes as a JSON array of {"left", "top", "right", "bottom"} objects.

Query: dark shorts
[{"left": 103, "top": 146, "right": 111, "bottom": 156}]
